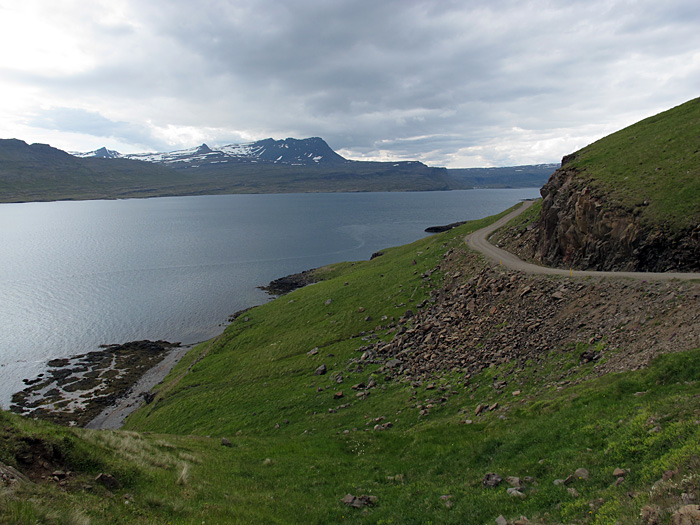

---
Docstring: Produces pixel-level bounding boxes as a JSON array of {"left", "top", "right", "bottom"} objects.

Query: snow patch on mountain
[{"left": 74, "top": 137, "right": 348, "bottom": 168}]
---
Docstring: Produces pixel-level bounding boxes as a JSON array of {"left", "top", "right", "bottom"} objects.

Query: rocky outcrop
[{"left": 530, "top": 165, "right": 700, "bottom": 272}]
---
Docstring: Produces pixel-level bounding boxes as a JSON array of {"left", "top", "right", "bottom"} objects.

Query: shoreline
[
  {"left": 85, "top": 343, "right": 196, "bottom": 430},
  {"left": 8, "top": 340, "right": 193, "bottom": 429},
  {"left": 8, "top": 266, "right": 320, "bottom": 431}
]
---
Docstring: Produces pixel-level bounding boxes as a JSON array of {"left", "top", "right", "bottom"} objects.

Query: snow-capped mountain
[{"left": 74, "top": 137, "right": 349, "bottom": 169}]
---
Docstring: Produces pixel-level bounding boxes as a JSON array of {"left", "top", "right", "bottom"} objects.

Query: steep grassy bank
[
  {"left": 563, "top": 97, "right": 700, "bottom": 231},
  {"left": 497, "top": 98, "right": 700, "bottom": 272},
  {"left": 3, "top": 205, "right": 700, "bottom": 524}
]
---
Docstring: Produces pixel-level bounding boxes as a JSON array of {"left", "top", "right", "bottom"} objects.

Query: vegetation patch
[{"left": 565, "top": 97, "right": 700, "bottom": 230}]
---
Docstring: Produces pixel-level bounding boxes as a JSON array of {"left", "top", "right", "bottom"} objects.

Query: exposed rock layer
[{"left": 522, "top": 167, "right": 699, "bottom": 271}]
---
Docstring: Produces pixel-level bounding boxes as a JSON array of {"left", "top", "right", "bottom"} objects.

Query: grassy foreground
[{"left": 2, "top": 206, "right": 700, "bottom": 524}]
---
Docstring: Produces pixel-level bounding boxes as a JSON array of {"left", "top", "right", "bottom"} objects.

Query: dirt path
[{"left": 465, "top": 201, "right": 700, "bottom": 281}]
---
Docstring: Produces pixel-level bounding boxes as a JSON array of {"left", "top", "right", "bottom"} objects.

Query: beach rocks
[{"left": 10, "top": 340, "right": 179, "bottom": 427}]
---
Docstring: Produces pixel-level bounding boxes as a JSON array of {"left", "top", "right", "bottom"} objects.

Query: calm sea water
[{"left": 0, "top": 189, "right": 540, "bottom": 406}]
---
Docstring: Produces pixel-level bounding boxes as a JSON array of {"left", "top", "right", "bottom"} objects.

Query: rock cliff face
[{"left": 530, "top": 165, "right": 700, "bottom": 272}]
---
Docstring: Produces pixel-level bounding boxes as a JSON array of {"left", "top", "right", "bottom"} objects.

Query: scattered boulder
[
  {"left": 483, "top": 473, "right": 503, "bottom": 488},
  {"left": 307, "top": 347, "right": 319, "bottom": 356},
  {"left": 507, "top": 487, "right": 526, "bottom": 499},
  {"left": 385, "top": 359, "right": 402, "bottom": 369},
  {"left": 640, "top": 505, "right": 662, "bottom": 525},
  {"left": 574, "top": 467, "right": 589, "bottom": 480},
  {"left": 314, "top": 364, "right": 327, "bottom": 375},
  {"left": 671, "top": 505, "right": 700, "bottom": 525},
  {"left": 506, "top": 476, "right": 521, "bottom": 488},
  {"left": 95, "top": 473, "right": 121, "bottom": 490},
  {"left": 0, "top": 462, "right": 31, "bottom": 485},
  {"left": 342, "top": 493, "right": 378, "bottom": 508}
]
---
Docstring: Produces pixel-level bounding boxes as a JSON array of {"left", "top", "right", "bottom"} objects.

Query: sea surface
[{"left": 0, "top": 189, "right": 540, "bottom": 407}]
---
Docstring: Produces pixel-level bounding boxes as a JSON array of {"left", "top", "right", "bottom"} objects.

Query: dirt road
[{"left": 465, "top": 201, "right": 700, "bottom": 281}]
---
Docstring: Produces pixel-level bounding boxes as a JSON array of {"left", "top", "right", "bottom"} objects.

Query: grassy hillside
[
  {"left": 564, "top": 97, "right": 700, "bottom": 230},
  {"left": 3, "top": 206, "right": 700, "bottom": 524}
]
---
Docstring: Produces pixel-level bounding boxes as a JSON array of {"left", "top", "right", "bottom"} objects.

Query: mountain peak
[{"left": 195, "top": 144, "right": 212, "bottom": 154}]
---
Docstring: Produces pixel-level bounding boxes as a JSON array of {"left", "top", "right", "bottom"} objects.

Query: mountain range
[
  {"left": 73, "top": 137, "right": 349, "bottom": 168},
  {"left": 0, "top": 136, "right": 556, "bottom": 202}
]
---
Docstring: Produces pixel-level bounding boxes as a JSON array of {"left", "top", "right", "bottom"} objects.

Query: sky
[{"left": 0, "top": 1, "right": 698, "bottom": 168}]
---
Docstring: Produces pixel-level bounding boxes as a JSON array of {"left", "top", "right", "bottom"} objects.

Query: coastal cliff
[
  {"left": 498, "top": 98, "right": 700, "bottom": 272},
  {"left": 529, "top": 163, "right": 700, "bottom": 271}
]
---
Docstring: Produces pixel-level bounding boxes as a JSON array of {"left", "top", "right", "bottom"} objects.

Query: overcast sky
[{"left": 0, "top": 0, "right": 698, "bottom": 168}]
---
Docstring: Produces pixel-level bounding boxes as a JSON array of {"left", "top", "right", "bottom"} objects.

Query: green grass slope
[
  {"left": 3, "top": 207, "right": 700, "bottom": 524},
  {"left": 564, "top": 97, "right": 700, "bottom": 230}
]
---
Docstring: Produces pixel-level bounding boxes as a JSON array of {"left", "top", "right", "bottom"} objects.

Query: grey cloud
[
  {"left": 28, "top": 108, "right": 169, "bottom": 151},
  {"left": 10, "top": 0, "right": 700, "bottom": 166}
]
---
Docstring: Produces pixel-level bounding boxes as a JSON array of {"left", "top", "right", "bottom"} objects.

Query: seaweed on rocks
[{"left": 10, "top": 340, "right": 179, "bottom": 427}]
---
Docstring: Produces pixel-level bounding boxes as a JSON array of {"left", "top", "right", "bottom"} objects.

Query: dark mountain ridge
[{"left": 0, "top": 137, "right": 460, "bottom": 201}]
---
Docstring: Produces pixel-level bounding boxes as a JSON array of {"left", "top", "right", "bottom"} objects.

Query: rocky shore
[
  {"left": 10, "top": 340, "right": 181, "bottom": 427},
  {"left": 258, "top": 268, "right": 322, "bottom": 296}
]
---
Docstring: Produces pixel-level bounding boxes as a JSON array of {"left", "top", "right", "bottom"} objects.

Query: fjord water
[{"left": 0, "top": 189, "right": 539, "bottom": 407}]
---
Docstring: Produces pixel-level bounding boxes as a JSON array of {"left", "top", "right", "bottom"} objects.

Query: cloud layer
[{"left": 1, "top": 0, "right": 698, "bottom": 167}]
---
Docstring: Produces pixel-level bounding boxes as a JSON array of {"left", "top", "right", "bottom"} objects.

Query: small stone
[
  {"left": 307, "top": 348, "right": 319, "bottom": 356},
  {"left": 385, "top": 359, "right": 402, "bottom": 369},
  {"left": 507, "top": 487, "right": 526, "bottom": 499},
  {"left": 95, "top": 473, "right": 121, "bottom": 490},
  {"left": 221, "top": 437, "right": 232, "bottom": 447},
  {"left": 681, "top": 493, "right": 697, "bottom": 504},
  {"left": 613, "top": 468, "right": 627, "bottom": 477},
  {"left": 640, "top": 505, "right": 662, "bottom": 524},
  {"left": 567, "top": 487, "right": 579, "bottom": 497},
  {"left": 554, "top": 479, "right": 565, "bottom": 486},
  {"left": 495, "top": 515, "right": 508, "bottom": 525},
  {"left": 671, "top": 505, "right": 700, "bottom": 525},
  {"left": 475, "top": 403, "right": 485, "bottom": 416},
  {"left": 512, "top": 390, "right": 521, "bottom": 396},
  {"left": 506, "top": 476, "right": 521, "bottom": 488},
  {"left": 615, "top": 477, "right": 625, "bottom": 486},
  {"left": 574, "top": 468, "right": 589, "bottom": 480},
  {"left": 325, "top": 299, "right": 333, "bottom": 305},
  {"left": 483, "top": 472, "right": 503, "bottom": 487},
  {"left": 314, "top": 364, "right": 327, "bottom": 375},
  {"left": 334, "top": 391, "right": 344, "bottom": 399}
]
